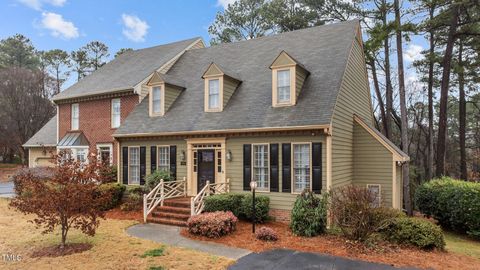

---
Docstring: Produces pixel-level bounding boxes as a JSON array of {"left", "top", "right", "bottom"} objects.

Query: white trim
[
  {"left": 56, "top": 105, "right": 59, "bottom": 144},
  {"left": 111, "top": 98, "right": 121, "bottom": 128},
  {"left": 149, "top": 84, "right": 165, "bottom": 117},
  {"left": 156, "top": 145, "right": 170, "bottom": 172},
  {"left": 272, "top": 66, "right": 296, "bottom": 107},
  {"left": 204, "top": 76, "right": 224, "bottom": 112},
  {"left": 97, "top": 143, "right": 113, "bottom": 165},
  {"left": 291, "top": 142, "right": 313, "bottom": 194},
  {"left": 127, "top": 146, "right": 141, "bottom": 185},
  {"left": 251, "top": 143, "right": 270, "bottom": 192},
  {"left": 71, "top": 103, "right": 79, "bottom": 130}
]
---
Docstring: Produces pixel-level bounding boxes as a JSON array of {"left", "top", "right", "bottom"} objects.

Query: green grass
[
  {"left": 444, "top": 231, "right": 480, "bottom": 259},
  {"left": 141, "top": 247, "right": 166, "bottom": 258},
  {"left": 148, "top": 266, "right": 165, "bottom": 270}
]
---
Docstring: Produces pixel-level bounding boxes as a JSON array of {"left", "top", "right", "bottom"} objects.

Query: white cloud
[
  {"left": 217, "top": 0, "right": 237, "bottom": 9},
  {"left": 40, "top": 12, "right": 79, "bottom": 39},
  {"left": 404, "top": 44, "right": 424, "bottom": 62},
  {"left": 18, "top": 0, "right": 66, "bottom": 10},
  {"left": 121, "top": 14, "right": 149, "bottom": 42}
]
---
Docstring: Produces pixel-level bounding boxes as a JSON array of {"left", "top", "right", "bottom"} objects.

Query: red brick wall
[
  {"left": 269, "top": 209, "right": 291, "bottom": 223},
  {"left": 58, "top": 94, "right": 138, "bottom": 163}
]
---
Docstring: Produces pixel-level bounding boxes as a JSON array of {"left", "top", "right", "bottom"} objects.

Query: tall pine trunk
[
  {"left": 382, "top": 0, "right": 393, "bottom": 139},
  {"left": 458, "top": 42, "right": 467, "bottom": 180},
  {"left": 394, "top": 0, "right": 411, "bottom": 215},
  {"left": 369, "top": 58, "right": 387, "bottom": 135},
  {"left": 427, "top": 5, "right": 436, "bottom": 181},
  {"left": 436, "top": 5, "right": 459, "bottom": 177}
]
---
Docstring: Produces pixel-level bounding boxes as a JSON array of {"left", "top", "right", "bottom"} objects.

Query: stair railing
[
  {"left": 190, "top": 178, "right": 230, "bottom": 216},
  {"left": 143, "top": 177, "right": 187, "bottom": 222}
]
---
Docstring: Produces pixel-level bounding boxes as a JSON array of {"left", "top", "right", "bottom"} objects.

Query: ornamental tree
[{"left": 10, "top": 151, "right": 112, "bottom": 248}]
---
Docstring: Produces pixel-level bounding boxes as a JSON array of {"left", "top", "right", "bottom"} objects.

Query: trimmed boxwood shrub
[
  {"left": 415, "top": 177, "right": 480, "bottom": 237},
  {"left": 146, "top": 170, "right": 173, "bottom": 191},
  {"left": 187, "top": 211, "right": 238, "bottom": 238},
  {"left": 382, "top": 217, "right": 445, "bottom": 250},
  {"left": 203, "top": 193, "right": 244, "bottom": 217},
  {"left": 97, "top": 183, "right": 126, "bottom": 210},
  {"left": 240, "top": 194, "right": 270, "bottom": 223},
  {"left": 290, "top": 191, "right": 327, "bottom": 237},
  {"left": 255, "top": 226, "right": 278, "bottom": 241}
]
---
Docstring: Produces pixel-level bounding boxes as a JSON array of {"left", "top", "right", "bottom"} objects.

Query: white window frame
[
  {"left": 57, "top": 146, "right": 89, "bottom": 163},
  {"left": 272, "top": 66, "right": 295, "bottom": 107},
  {"left": 96, "top": 143, "right": 113, "bottom": 165},
  {"left": 111, "top": 98, "right": 121, "bottom": 128},
  {"left": 277, "top": 69, "right": 291, "bottom": 104},
  {"left": 367, "top": 184, "right": 382, "bottom": 207},
  {"left": 252, "top": 143, "right": 270, "bottom": 192},
  {"left": 291, "top": 142, "right": 312, "bottom": 194},
  {"left": 157, "top": 145, "right": 170, "bottom": 173},
  {"left": 208, "top": 79, "right": 220, "bottom": 110},
  {"left": 204, "top": 77, "right": 224, "bottom": 112},
  {"left": 149, "top": 84, "right": 164, "bottom": 117},
  {"left": 71, "top": 103, "right": 79, "bottom": 130},
  {"left": 128, "top": 146, "right": 140, "bottom": 185}
]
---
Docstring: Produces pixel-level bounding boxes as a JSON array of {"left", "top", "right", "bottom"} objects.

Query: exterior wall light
[
  {"left": 226, "top": 150, "right": 232, "bottom": 161},
  {"left": 181, "top": 150, "right": 186, "bottom": 162}
]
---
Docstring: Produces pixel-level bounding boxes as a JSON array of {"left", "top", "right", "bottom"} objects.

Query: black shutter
[
  {"left": 140, "top": 146, "right": 146, "bottom": 185},
  {"left": 170, "top": 146, "right": 177, "bottom": 180},
  {"left": 270, "top": 143, "right": 279, "bottom": 192},
  {"left": 312, "top": 143, "right": 322, "bottom": 194},
  {"left": 150, "top": 146, "right": 157, "bottom": 174},
  {"left": 281, "top": 143, "right": 291, "bottom": 193},
  {"left": 122, "top": 147, "right": 128, "bottom": 185},
  {"left": 243, "top": 144, "right": 251, "bottom": 191}
]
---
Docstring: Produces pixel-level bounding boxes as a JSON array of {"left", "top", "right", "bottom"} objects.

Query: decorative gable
[
  {"left": 146, "top": 72, "right": 184, "bottom": 117},
  {"left": 270, "top": 51, "right": 309, "bottom": 107},
  {"left": 202, "top": 63, "right": 241, "bottom": 112}
]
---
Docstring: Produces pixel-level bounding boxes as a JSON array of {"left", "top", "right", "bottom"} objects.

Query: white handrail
[
  {"left": 190, "top": 178, "right": 230, "bottom": 216},
  {"left": 143, "top": 177, "right": 186, "bottom": 222}
]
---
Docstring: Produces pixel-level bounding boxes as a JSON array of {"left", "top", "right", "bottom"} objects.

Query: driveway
[
  {"left": 229, "top": 249, "right": 419, "bottom": 270},
  {"left": 0, "top": 181, "right": 14, "bottom": 198}
]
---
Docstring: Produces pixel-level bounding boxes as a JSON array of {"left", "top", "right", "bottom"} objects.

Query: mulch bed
[
  {"left": 104, "top": 208, "right": 143, "bottom": 222},
  {"left": 181, "top": 220, "right": 480, "bottom": 270},
  {"left": 31, "top": 243, "right": 92, "bottom": 257}
]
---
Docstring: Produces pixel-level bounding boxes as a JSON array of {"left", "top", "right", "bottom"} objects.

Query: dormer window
[
  {"left": 202, "top": 62, "right": 241, "bottom": 112},
  {"left": 270, "top": 51, "right": 310, "bottom": 107},
  {"left": 146, "top": 72, "right": 185, "bottom": 117},
  {"left": 149, "top": 85, "right": 163, "bottom": 116}
]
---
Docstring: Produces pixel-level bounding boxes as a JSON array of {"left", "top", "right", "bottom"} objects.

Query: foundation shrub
[
  {"left": 290, "top": 191, "right": 328, "bottom": 237},
  {"left": 382, "top": 217, "right": 445, "bottom": 249},
  {"left": 97, "top": 183, "right": 126, "bottom": 210},
  {"left": 255, "top": 226, "right": 278, "bottom": 241},
  {"left": 240, "top": 194, "right": 270, "bottom": 223},
  {"left": 187, "top": 211, "right": 238, "bottom": 238},
  {"left": 203, "top": 193, "right": 244, "bottom": 217}
]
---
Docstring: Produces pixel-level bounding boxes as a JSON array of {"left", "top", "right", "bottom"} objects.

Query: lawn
[
  {"left": 445, "top": 231, "right": 480, "bottom": 260},
  {"left": 0, "top": 198, "right": 233, "bottom": 270}
]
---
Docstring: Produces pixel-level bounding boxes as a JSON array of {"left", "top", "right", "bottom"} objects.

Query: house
[{"left": 24, "top": 20, "right": 408, "bottom": 224}]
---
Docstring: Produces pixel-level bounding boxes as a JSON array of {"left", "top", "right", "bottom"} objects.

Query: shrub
[
  {"left": 290, "top": 191, "right": 328, "bottom": 237},
  {"left": 382, "top": 217, "right": 445, "bottom": 250},
  {"left": 330, "top": 185, "right": 400, "bottom": 241},
  {"left": 126, "top": 185, "right": 147, "bottom": 196},
  {"left": 240, "top": 194, "right": 270, "bottom": 223},
  {"left": 187, "top": 211, "right": 238, "bottom": 238},
  {"left": 203, "top": 193, "right": 245, "bottom": 217},
  {"left": 97, "top": 183, "right": 126, "bottom": 210},
  {"left": 98, "top": 166, "right": 117, "bottom": 183},
  {"left": 415, "top": 177, "right": 480, "bottom": 237},
  {"left": 255, "top": 226, "right": 278, "bottom": 241},
  {"left": 121, "top": 193, "right": 143, "bottom": 211},
  {"left": 146, "top": 170, "right": 173, "bottom": 191}
]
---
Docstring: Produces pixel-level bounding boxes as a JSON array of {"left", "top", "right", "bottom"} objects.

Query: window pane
[
  {"left": 157, "top": 146, "right": 170, "bottom": 172},
  {"left": 76, "top": 148, "right": 87, "bottom": 162},
  {"left": 112, "top": 99, "right": 121, "bottom": 128},
  {"left": 293, "top": 144, "right": 310, "bottom": 193},
  {"left": 253, "top": 144, "right": 269, "bottom": 190},
  {"left": 277, "top": 70, "right": 290, "bottom": 103},
  {"left": 368, "top": 185, "right": 381, "bottom": 207},
  {"left": 71, "top": 104, "right": 79, "bottom": 130},
  {"left": 208, "top": 79, "right": 219, "bottom": 109},
  {"left": 129, "top": 148, "right": 140, "bottom": 184},
  {"left": 152, "top": 87, "right": 161, "bottom": 113}
]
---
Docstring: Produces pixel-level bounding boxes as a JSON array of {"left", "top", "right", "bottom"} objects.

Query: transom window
[
  {"left": 129, "top": 147, "right": 140, "bottom": 184},
  {"left": 208, "top": 79, "right": 220, "bottom": 109},
  {"left": 152, "top": 86, "right": 162, "bottom": 114},
  {"left": 157, "top": 146, "right": 170, "bottom": 172},
  {"left": 277, "top": 69, "right": 291, "bottom": 104},
  {"left": 71, "top": 103, "right": 79, "bottom": 130},
  {"left": 293, "top": 143, "right": 311, "bottom": 193},
  {"left": 253, "top": 144, "right": 269, "bottom": 191},
  {"left": 111, "top": 98, "right": 121, "bottom": 128}
]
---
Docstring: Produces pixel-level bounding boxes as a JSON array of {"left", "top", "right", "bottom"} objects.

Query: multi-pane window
[
  {"left": 111, "top": 98, "right": 121, "bottom": 128},
  {"left": 157, "top": 146, "right": 170, "bottom": 172},
  {"left": 253, "top": 144, "right": 269, "bottom": 191},
  {"left": 71, "top": 103, "right": 79, "bottom": 130},
  {"left": 367, "top": 184, "right": 381, "bottom": 207},
  {"left": 129, "top": 147, "right": 140, "bottom": 184},
  {"left": 277, "top": 70, "right": 290, "bottom": 103},
  {"left": 152, "top": 86, "right": 162, "bottom": 114},
  {"left": 98, "top": 146, "right": 111, "bottom": 165},
  {"left": 293, "top": 143, "right": 310, "bottom": 193},
  {"left": 208, "top": 79, "right": 220, "bottom": 109},
  {"left": 217, "top": 150, "right": 222, "bottom": 173},
  {"left": 76, "top": 148, "right": 87, "bottom": 163}
]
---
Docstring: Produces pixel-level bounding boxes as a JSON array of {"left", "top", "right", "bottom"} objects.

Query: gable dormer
[
  {"left": 202, "top": 63, "right": 241, "bottom": 112},
  {"left": 147, "top": 72, "right": 185, "bottom": 117},
  {"left": 270, "top": 51, "right": 309, "bottom": 107}
]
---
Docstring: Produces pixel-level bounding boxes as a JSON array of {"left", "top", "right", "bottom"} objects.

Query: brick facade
[
  {"left": 269, "top": 209, "right": 291, "bottom": 223},
  {"left": 58, "top": 94, "right": 138, "bottom": 163}
]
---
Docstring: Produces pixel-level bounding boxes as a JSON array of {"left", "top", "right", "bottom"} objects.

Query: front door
[{"left": 197, "top": 149, "right": 215, "bottom": 192}]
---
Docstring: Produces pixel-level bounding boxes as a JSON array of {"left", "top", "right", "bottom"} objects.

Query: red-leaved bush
[
  {"left": 255, "top": 226, "right": 279, "bottom": 241},
  {"left": 187, "top": 211, "right": 238, "bottom": 238}
]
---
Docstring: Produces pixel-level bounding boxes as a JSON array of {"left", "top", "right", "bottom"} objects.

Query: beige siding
[
  {"left": 223, "top": 77, "right": 237, "bottom": 107},
  {"left": 353, "top": 122, "right": 393, "bottom": 206},
  {"left": 28, "top": 147, "right": 55, "bottom": 168},
  {"left": 203, "top": 63, "right": 223, "bottom": 77},
  {"left": 396, "top": 165, "right": 403, "bottom": 209},
  {"left": 295, "top": 67, "right": 307, "bottom": 98},
  {"left": 188, "top": 39, "right": 205, "bottom": 50},
  {"left": 271, "top": 52, "right": 295, "bottom": 67},
  {"left": 226, "top": 134, "right": 326, "bottom": 211},
  {"left": 331, "top": 36, "right": 373, "bottom": 189},
  {"left": 164, "top": 85, "right": 183, "bottom": 113}
]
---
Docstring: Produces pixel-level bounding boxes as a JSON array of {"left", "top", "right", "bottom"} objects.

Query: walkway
[
  {"left": 126, "top": 223, "right": 251, "bottom": 260},
  {"left": 0, "top": 181, "right": 14, "bottom": 198}
]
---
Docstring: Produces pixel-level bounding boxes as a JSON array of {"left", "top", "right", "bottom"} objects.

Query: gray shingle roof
[
  {"left": 23, "top": 115, "right": 57, "bottom": 147},
  {"left": 115, "top": 21, "right": 359, "bottom": 136},
  {"left": 52, "top": 37, "right": 201, "bottom": 101}
]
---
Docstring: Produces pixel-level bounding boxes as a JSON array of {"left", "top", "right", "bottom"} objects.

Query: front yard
[{"left": 0, "top": 198, "right": 233, "bottom": 270}]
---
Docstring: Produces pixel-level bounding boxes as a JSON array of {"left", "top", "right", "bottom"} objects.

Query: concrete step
[
  {"left": 151, "top": 211, "right": 190, "bottom": 221},
  {"left": 147, "top": 217, "right": 187, "bottom": 227}
]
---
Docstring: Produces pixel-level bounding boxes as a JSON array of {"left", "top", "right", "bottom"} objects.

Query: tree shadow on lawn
[{"left": 31, "top": 243, "right": 93, "bottom": 257}]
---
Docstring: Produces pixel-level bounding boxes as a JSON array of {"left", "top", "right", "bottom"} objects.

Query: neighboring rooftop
[
  {"left": 115, "top": 20, "right": 360, "bottom": 136},
  {"left": 23, "top": 116, "right": 57, "bottom": 147},
  {"left": 52, "top": 37, "right": 202, "bottom": 101}
]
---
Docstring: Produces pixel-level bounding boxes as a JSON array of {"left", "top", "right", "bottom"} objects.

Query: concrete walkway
[
  {"left": 126, "top": 223, "right": 251, "bottom": 260},
  {"left": 229, "top": 249, "right": 419, "bottom": 270},
  {"left": 0, "top": 181, "right": 14, "bottom": 198}
]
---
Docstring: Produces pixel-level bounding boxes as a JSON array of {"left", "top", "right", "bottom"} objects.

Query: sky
[{"left": 0, "top": 0, "right": 425, "bottom": 92}]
